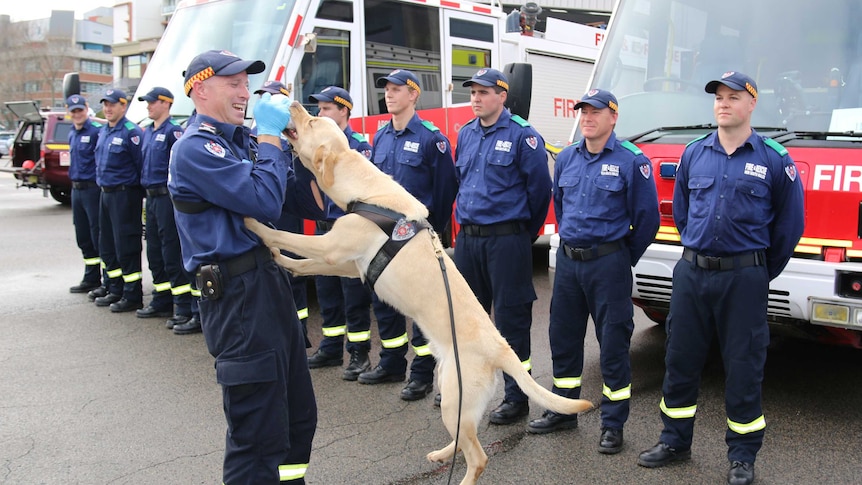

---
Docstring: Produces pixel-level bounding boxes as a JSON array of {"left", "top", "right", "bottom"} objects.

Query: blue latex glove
[{"left": 254, "top": 92, "right": 293, "bottom": 137}]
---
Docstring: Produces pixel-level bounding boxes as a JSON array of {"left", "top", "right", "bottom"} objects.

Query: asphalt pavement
[{"left": 1, "top": 173, "right": 861, "bottom": 485}]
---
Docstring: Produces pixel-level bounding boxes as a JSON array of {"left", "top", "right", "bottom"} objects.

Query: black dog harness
[{"left": 346, "top": 201, "right": 431, "bottom": 289}]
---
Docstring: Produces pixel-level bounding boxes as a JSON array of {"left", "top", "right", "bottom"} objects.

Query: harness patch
[{"left": 392, "top": 219, "right": 417, "bottom": 241}]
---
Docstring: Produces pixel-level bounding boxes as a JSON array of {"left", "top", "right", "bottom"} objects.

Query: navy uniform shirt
[
  {"left": 554, "top": 132, "right": 660, "bottom": 265},
  {"left": 455, "top": 109, "right": 552, "bottom": 238},
  {"left": 169, "top": 114, "right": 292, "bottom": 272},
  {"left": 674, "top": 129, "right": 804, "bottom": 279},
  {"left": 94, "top": 116, "right": 144, "bottom": 187},
  {"left": 371, "top": 113, "right": 457, "bottom": 233},
  {"left": 325, "top": 127, "right": 372, "bottom": 220},
  {"left": 68, "top": 120, "right": 102, "bottom": 182},
  {"left": 141, "top": 117, "right": 184, "bottom": 188}
]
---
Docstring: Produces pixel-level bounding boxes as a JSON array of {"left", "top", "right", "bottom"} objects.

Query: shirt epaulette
[
  {"left": 510, "top": 114, "right": 530, "bottom": 127},
  {"left": 620, "top": 140, "right": 643, "bottom": 156},
  {"left": 420, "top": 120, "right": 440, "bottom": 133},
  {"left": 90, "top": 121, "right": 103, "bottom": 128},
  {"left": 376, "top": 121, "right": 390, "bottom": 133},
  {"left": 685, "top": 133, "right": 709, "bottom": 147},
  {"left": 351, "top": 132, "right": 368, "bottom": 144},
  {"left": 198, "top": 122, "right": 218, "bottom": 135},
  {"left": 124, "top": 120, "right": 137, "bottom": 131},
  {"left": 464, "top": 118, "right": 478, "bottom": 127},
  {"left": 763, "top": 137, "right": 788, "bottom": 157},
  {"left": 169, "top": 119, "right": 182, "bottom": 127}
]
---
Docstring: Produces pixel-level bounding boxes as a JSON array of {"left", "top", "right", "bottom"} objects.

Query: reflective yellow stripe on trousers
[
  {"left": 83, "top": 256, "right": 101, "bottom": 266},
  {"left": 122, "top": 272, "right": 142, "bottom": 283},
  {"left": 322, "top": 325, "right": 346, "bottom": 337},
  {"left": 279, "top": 463, "right": 308, "bottom": 481},
  {"left": 553, "top": 376, "right": 582, "bottom": 389},
  {"left": 660, "top": 397, "right": 697, "bottom": 419},
  {"left": 347, "top": 330, "right": 371, "bottom": 342},
  {"left": 381, "top": 332, "right": 408, "bottom": 348},
  {"left": 602, "top": 383, "right": 631, "bottom": 401},
  {"left": 727, "top": 415, "right": 766, "bottom": 434},
  {"left": 413, "top": 343, "right": 432, "bottom": 357}
]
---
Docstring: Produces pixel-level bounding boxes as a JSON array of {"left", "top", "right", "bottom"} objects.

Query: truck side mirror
[
  {"left": 503, "top": 63, "right": 532, "bottom": 120},
  {"left": 63, "top": 72, "right": 81, "bottom": 99}
]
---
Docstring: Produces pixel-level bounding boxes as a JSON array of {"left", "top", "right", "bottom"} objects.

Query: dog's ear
[{"left": 312, "top": 144, "right": 336, "bottom": 187}]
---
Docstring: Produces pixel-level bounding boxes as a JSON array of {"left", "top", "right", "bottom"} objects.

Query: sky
[{"left": 1, "top": 0, "right": 115, "bottom": 22}]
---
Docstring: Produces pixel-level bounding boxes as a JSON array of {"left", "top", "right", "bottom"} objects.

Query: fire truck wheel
[{"left": 49, "top": 186, "right": 71, "bottom": 205}]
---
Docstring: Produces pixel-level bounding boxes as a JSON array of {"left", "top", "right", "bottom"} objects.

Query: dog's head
[{"left": 284, "top": 101, "right": 348, "bottom": 188}]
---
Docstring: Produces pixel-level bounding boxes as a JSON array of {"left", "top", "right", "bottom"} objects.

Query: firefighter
[
  {"left": 93, "top": 89, "right": 145, "bottom": 312},
  {"left": 66, "top": 95, "right": 106, "bottom": 296},
  {"left": 169, "top": 50, "right": 319, "bottom": 484},
  {"left": 637, "top": 72, "right": 804, "bottom": 485},
  {"left": 134, "top": 86, "right": 200, "bottom": 334},
  {"left": 303, "top": 86, "right": 374, "bottom": 380},
  {"left": 528, "top": 89, "right": 659, "bottom": 453},
  {"left": 453, "top": 68, "right": 551, "bottom": 424},
  {"left": 359, "top": 69, "right": 458, "bottom": 403}
]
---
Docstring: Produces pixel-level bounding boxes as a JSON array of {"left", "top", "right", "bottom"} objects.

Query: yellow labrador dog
[{"left": 245, "top": 102, "right": 592, "bottom": 485}]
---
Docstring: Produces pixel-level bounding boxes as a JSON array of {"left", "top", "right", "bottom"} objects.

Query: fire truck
[
  {"left": 126, "top": 0, "right": 605, "bottom": 242},
  {"left": 550, "top": 0, "right": 862, "bottom": 348}
]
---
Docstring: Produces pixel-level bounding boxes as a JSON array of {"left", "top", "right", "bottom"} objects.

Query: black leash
[{"left": 435, "top": 244, "right": 462, "bottom": 485}]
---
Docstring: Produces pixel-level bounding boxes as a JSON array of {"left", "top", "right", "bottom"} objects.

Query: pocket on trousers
[{"left": 216, "top": 350, "right": 283, "bottom": 444}]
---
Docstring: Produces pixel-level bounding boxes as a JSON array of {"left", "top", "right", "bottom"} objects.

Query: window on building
[
  {"left": 25, "top": 61, "right": 39, "bottom": 73},
  {"left": 81, "top": 82, "right": 104, "bottom": 95},
  {"left": 81, "top": 60, "right": 112, "bottom": 75},
  {"left": 24, "top": 81, "right": 41, "bottom": 93},
  {"left": 125, "top": 54, "right": 147, "bottom": 79}
]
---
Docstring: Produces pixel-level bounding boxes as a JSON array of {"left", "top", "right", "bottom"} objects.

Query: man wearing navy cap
[
  {"left": 453, "top": 68, "right": 552, "bottom": 424},
  {"left": 303, "top": 86, "right": 374, "bottom": 381},
  {"left": 638, "top": 71, "right": 803, "bottom": 485},
  {"left": 134, "top": 87, "right": 200, "bottom": 333},
  {"left": 358, "top": 69, "right": 457, "bottom": 404},
  {"left": 66, "top": 95, "right": 105, "bottom": 296},
  {"left": 169, "top": 50, "right": 319, "bottom": 484},
  {"left": 93, "top": 89, "right": 145, "bottom": 313},
  {"left": 528, "top": 88, "right": 659, "bottom": 454}
]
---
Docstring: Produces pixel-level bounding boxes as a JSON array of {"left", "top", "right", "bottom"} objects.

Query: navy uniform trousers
[
  {"left": 71, "top": 184, "right": 103, "bottom": 285},
  {"left": 549, "top": 246, "right": 634, "bottom": 429},
  {"left": 99, "top": 187, "right": 143, "bottom": 301},
  {"left": 659, "top": 257, "right": 769, "bottom": 464},
  {"left": 372, "top": 297, "right": 435, "bottom": 382},
  {"left": 454, "top": 230, "right": 535, "bottom": 402},
  {"left": 145, "top": 192, "right": 193, "bottom": 315},
  {"left": 199, "top": 251, "right": 317, "bottom": 484},
  {"left": 315, "top": 274, "right": 372, "bottom": 355}
]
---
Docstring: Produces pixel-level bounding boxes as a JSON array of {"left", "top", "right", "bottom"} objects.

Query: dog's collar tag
[{"left": 392, "top": 219, "right": 416, "bottom": 241}]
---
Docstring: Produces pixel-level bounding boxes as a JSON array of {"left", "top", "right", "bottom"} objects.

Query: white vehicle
[
  {"left": 551, "top": 0, "right": 862, "bottom": 348},
  {"left": 127, "top": 0, "right": 604, "bottom": 241}
]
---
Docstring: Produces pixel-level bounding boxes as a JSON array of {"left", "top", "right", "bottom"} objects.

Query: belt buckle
[{"left": 704, "top": 255, "right": 721, "bottom": 270}]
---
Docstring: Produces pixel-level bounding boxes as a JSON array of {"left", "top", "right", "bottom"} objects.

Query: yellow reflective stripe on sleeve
[
  {"left": 660, "top": 397, "right": 697, "bottom": 419},
  {"left": 278, "top": 463, "right": 308, "bottom": 481},
  {"left": 106, "top": 268, "right": 123, "bottom": 278},
  {"left": 191, "top": 288, "right": 201, "bottom": 297},
  {"left": 522, "top": 357, "right": 532, "bottom": 372},
  {"left": 83, "top": 256, "right": 101, "bottom": 266},
  {"left": 153, "top": 281, "right": 172, "bottom": 293},
  {"left": 413, "top": 344, "right": 431, "bottom": 356},
  {"left": 347, "top": 330, "right": 371, "bottom": 342},
  {"left": 602, "top": 383, "right": 632, "bottom": 401},
  {"left": 122, "top": 272, "right": 142, "bottom": 283},
  {"left": 322, "top": 325, "right": 347, "bottom": 337},
  {"left": 171, "top": 283, "right": 192, "bottom": 295},
  {"left": 381, "top": 332, "right": 409, "bottom": 349},
  {"left": 727, "top": 415, "right": 766, "bottom": 434},
  {"left": 297, "top": 307, "right": 308, "bottom": 320},
  {"left": 553, "top": 376, "right": 582, "bottom": 389}
]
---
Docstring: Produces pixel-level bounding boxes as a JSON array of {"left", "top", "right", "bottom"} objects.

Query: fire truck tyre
[
  {"left": 49, "top": 186, "right": 72, "bottom": 205},
  {"left": 643, "top": 77, "right": 701, "bottom": 93}
]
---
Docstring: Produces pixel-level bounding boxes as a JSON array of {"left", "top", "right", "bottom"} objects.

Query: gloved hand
[{"left": 254, "top": 92, "right": 292, "bottom": 137}]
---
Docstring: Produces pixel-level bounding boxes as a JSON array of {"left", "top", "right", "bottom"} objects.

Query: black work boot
[{"left": 342, "top": 349, "right": 371, "bottom": 381}]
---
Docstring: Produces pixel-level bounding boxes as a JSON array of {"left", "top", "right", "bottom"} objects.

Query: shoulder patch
[
  {"left": 763, "top": 137, "right": 789, "bottom": 157},
  {"left": 510, "top": 114, "right": 530, "bottom": 127},
  {"left": 90, "top": 121, "right": 103, "bottom": 128},
  {"left": 420, "top": 120, "right": 440, "bottom": 133},
  {"left": 198, "top": 122, "right": 218, "bottom": 135},
  {"left": 124, "top": 120, "right": 137, "bottom": 131},
  {"left": 620, "top": 140, "right": 643, "bottom": 155},
  {"left": 351, "top": 132, "right": 368, "bottom": 144},
  {"left": 685, "top": 133, "right": 709, "bottom": 148}
]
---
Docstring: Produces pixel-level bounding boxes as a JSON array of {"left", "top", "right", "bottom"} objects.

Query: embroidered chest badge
[
  {"left": 392, "top": 219, "right": 416, "bottom": 241},
  {"left": 204, "top": 141, "right": 226, "bottom": 157}
]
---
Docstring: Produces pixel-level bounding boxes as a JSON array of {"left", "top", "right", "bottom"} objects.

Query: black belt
[
  {"left": 101, "top": 185, "right": 128, "bottom": 193},
  {"left": 146, "top": 185, "right": 169, "bottom": 197},
  {"left": 72, "top": 180, "right": 98, "bottom": 190},
  {"left": 460, "top": 221, "right": 524, "bottom": 237},
  {"left": 562, "top": 239, "right": 624, "bottom": 262},
  {"left": 203, "top": 246, "right": 273, "bottom": 280},
  {"left": 316, "top": 220, "right": 335, "bottom": 232},
  {"left": 682, "top": 248, "right": 765, "bottom": 271}
]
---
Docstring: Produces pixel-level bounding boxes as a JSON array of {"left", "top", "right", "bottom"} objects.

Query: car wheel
[{"left": 49, "top": 186, "right": 72, "bottom": 205}]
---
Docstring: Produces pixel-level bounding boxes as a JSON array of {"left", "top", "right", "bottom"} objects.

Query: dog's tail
[{"left": 497, "top": 344, "right": 594, "bottom": 415}]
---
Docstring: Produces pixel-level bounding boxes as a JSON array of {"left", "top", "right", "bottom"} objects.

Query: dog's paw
[{"left": 427, "top": 448, "right": 452, "bottom": 463}]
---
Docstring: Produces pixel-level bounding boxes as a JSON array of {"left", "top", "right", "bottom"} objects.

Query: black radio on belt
[{"left": 197, "top": 264, "right": 224, "bottom": 300}]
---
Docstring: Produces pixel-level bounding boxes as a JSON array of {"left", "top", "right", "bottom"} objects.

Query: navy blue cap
[
  {"left": 375, "top": 69, "right": 421, "bottom": 93},
  {"left": 462, "top": 68, "right": 509, "bottom": 91},
  {"left": 65, "top": 94, "right": 87, "bottom": 111},
  {"left": 183, "top": 50, "right": 266, "bottom": 96},
  {"left": 574, "top": 89, "right": 618, "bottom": 113},
  {"left": 137, "top": 86, "right": 174, "bottom": 103},
  {"left": 100, "top": 89, "right": 129, "bottom": 105},
  {"left": 254, "top": 80, "right": 290, "bottom": 96},
  {"left": 308, "top": 86, "right": 353, "bottom": 110},
  {"left": 705, "top": 71, "right": 758, "bottom": 98}
]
